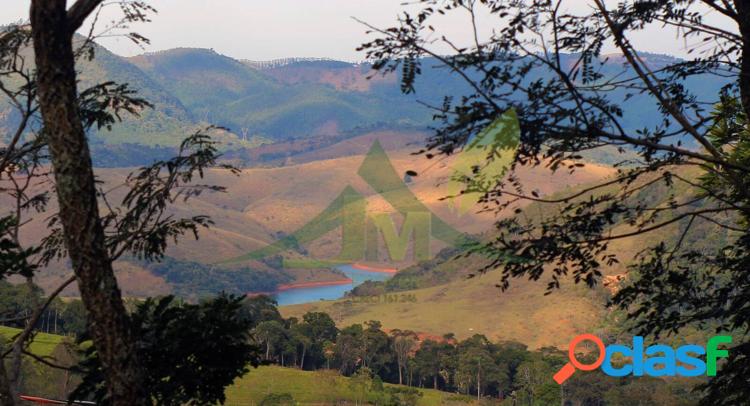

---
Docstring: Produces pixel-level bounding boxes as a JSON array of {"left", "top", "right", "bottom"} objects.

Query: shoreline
[
  {"left": 276, "top": 278, "right": 354, "bottom": 291},
  {"left": 351, "top": 263, "right": 399, "bottom": 274},
  {"left": 247, "top": 277, "right": 355, "bottom": 297}
]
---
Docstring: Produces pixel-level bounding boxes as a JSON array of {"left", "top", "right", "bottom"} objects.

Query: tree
[
  {"left": 290, "top": 325, "right": 312, "bottom": 369},
  {"left": 255, "top": 320, "right": 287, "bottom": 363},
  {"left": 299, "top": 312, "right": 338, "bottom": 369},
  {"left": 390, "top": 329, "right": 417, "bottom": 385},
  {"left": 360, "top": 321, "right": 394, "bottom": 377},
  {"left": 241, "top": 295, "right": 284, "bottom": 328},
  {"left": 348, "top": 367, "right": 373, "bottom": 406},
  {"left": 323, "top": 340, "right": 336, "bottom": 370},
  {"left": 0, "top": 1, "right": 247, "bottom": 404},
  {"left": 335, "top": 324, "right": 364, "bottom": 375},
  {"left": 413, "top": 340, "right": 441, "bottom": 389},
  {"left": 455, "top": 335, "right": 507, "bottom": 398},
  {"left": 72, "top": 294, "right": 260, "bottom": 406},
  {"left": 359, "top": 1, "right": 750, "bottom": 402},
  {"left": 60, "top": 300, "right": 87, "bottom": 337},
  {"left": 27, "top": 1, "right": 159, "bottom": 403}
]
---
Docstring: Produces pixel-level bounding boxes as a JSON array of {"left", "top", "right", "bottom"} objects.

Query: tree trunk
[
  {"left": 29, "top": 1, "right": 146, "bottom": 405},
  {"left": 477, "top": 358, "right": 481, "bottom": 400},
  {"left": 0, "top": 358, "right": 17, "bottom": 406}
]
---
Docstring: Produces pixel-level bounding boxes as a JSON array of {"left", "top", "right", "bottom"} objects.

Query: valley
[{"left": 0, "top": 6, "right": 741, "bottom": 402}]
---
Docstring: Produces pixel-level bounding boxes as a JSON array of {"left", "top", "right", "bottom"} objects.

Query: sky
[{"left": 0, "top": 1, "right": 732, "bottom": 62}]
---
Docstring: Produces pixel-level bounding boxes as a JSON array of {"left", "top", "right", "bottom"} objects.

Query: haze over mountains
[{"left": 2, "top": 41, "right": 731, "bottom": 169}]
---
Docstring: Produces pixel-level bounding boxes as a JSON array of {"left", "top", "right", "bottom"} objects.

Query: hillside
[
  {"left": 225, "top": 365, "right": 473, "bottom": 406},
  {"left": 280, "top": 163, "right": 720, "bottom": 349},
  {"left": 281, "top": 266, "right": 607, "bottom": 349},
  {"left": 129, "top": 48, "right": 432, "bottom": 141},
  {"left": 1, "top": 39, "right": 733, "bottom": 168},
  {"left": 7, "top": 129, "right": 615, "bottom": 298}
]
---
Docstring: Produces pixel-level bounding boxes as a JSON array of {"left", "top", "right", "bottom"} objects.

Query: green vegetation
[
  {"left": 286, "top": 266, "right": 607, "bottom": 349},
  {"left": 73, "top": 294, "right": 260, "bottom": 405},
  {"left": 360, "top": 1, "right": 750, "bottom": 402},
  {"left": 225, "top": 366, "right": 466, "bottom": 406},
  {"left": 0, "top": 326, "right": 77, "bottom": 400},
  {"left": 241, "top": 297, "right": 696, "bottom": 404},
  {"left": 129, "top": 48, "right": 432, "bottom": 141},
  {"left": 140, "top": 256, "right": 293, "bottom": 299},
  {"left": 0, "top": 326, "right": 64, "bottom": 357}
]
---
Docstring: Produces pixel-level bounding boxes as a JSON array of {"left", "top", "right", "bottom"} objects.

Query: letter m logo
[{"left": 366, "top": 211, "right": 431, "bottom": 262}]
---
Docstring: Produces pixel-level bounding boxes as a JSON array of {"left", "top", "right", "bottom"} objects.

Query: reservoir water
[{"left": 274, "top": 264, "right": 394, "bottom": 306}]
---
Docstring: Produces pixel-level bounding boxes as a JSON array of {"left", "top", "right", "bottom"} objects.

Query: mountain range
[{"left": 2, "top": 42, "right": 731, "bottom": 168}]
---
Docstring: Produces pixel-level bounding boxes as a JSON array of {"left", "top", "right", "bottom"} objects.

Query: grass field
[
  {"left": 225, "top": 365, "right": 474, "bottom": 406},
  {"left": 282, "top": 265, "right": 607, "bottom": 349},
  {"left": 0, "top": 326, "right": 66, "bottom": 357}
]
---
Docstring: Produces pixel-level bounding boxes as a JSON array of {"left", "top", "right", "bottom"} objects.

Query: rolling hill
[
  {"left": 279, "top": 161, "right": 730, "bottom": 350},
  {"left": 1, "top": 36, "right": 734, "bottom": 169},
  {"left": 128, "top": 48, "right": 433, "bottom": 141},
  {"left": 225, "top": 365, "right": 474, "bottom": 406},
  {"left": 8, "top": 129, "right": 616, "bottom": 299}
]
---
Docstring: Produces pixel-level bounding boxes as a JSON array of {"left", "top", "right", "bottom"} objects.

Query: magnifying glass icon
[{"left": 553, "top": 334, "right": 606, "bottom": 384}]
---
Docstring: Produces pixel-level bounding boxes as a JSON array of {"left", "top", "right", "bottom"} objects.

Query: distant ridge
[{"left": 243, "top": 57, "right": 363, "bottom": 70}]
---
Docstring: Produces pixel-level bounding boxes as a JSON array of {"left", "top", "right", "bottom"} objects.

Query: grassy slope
[
  {"left": 0, "top": 326, "right": 65, "bottom": 357},
  {"left": 280, "top": 164, "right": 722, "bottom": 349},
  {"left": 225, "top": 366, "right": 473, "bottom": 406},
  {"left": 12, "top": 130, "right": 614, "bottom": 297},
  {"left": 282, "top": 265, "right": 606, "bottom": 349}
]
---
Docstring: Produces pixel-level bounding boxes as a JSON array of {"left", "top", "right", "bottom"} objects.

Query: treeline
[
  {"left": 0, "top": 281, "right": 87, "bottom": 337},
  {"left": 4, "top": 285, "right": 699, "bottom": 405},
  {"left": 245, "top": 296, "right": 698, "bottom": 405}
]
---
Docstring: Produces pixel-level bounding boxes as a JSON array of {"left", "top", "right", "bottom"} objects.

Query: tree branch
[
  {"left": 1, "top": 275, "right": 76, "bottom": 359},
  {"left": 66, "top": 0, "right": 105, "bottom": 34},
  {"left": 594, "top": 0, "right": 725, "bottom": 161}
]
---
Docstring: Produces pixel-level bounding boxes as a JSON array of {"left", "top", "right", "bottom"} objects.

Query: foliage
[
  {"left": 358, "top": 1, "right": 750, "bottom": 402},
  {"left": 72, "top": 294, "right": 260, "bottom": 405},
  {"left": 259, "top": 392, "right": 295, "bottom": 406},
  {"left": 249, "top": 305, "right": 695, "bottom": 404},
  {"left": 0, "top": 3, "right": 253, "bottom": 404},
  {"left": 142, "top": 256, "right": 292, "bottom": 299}
]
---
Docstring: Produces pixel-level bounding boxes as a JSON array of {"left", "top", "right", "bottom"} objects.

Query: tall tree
[
  {"left": 29, "top": 1, "right": 146, "bottom": 403},
  {"left": 359, "top": 0, "right": 750, "bottom": 402},
  {"left": 390, "top": 329, "right": 417, "bottom": 385}
]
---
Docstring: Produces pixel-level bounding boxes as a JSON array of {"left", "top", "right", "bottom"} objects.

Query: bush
[{"left": 260, "top": 392, "right": 295, "bottom": 406}]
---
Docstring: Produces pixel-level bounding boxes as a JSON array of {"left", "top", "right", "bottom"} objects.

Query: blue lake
[{"left": 274, "top": 265, "right": 393, "bottom": 306}]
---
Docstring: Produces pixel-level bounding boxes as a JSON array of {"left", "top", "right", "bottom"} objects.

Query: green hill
[
  {"left": 225, "top": 365, "right": 474, "bottom": 406},
  {"left": 0, "top": 327, "right": 77, "bottom": 400},
  {"left": 128, "top": 48, "right": 431, "bottom": 140},
  {"left": 74, "top": 39, "right": 201, "bottom": 148},
  {"left": 0, "top": 326, "right": 65, "bottom": 357},
  {"left": 1, "top": 36, "right": 733, "bottom": 167}
]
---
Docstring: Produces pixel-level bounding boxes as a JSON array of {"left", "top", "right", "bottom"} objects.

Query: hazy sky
[{"left": 0, "top": 1, "right": 731, "bottom": 61}]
